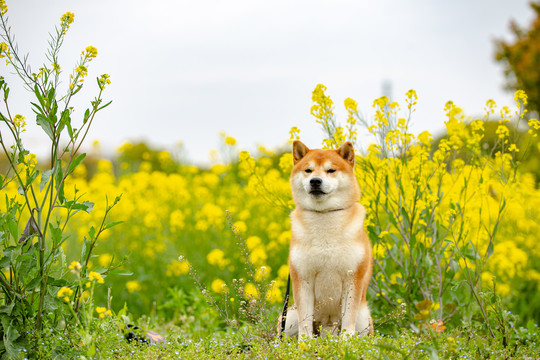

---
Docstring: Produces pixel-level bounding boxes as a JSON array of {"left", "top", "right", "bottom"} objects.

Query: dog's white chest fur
[
  {"left": 290, "top": 204, "right": 366, "bottom": 320},
  {"left": 290, "top": 206, "right": 365, "bottom": 278}
]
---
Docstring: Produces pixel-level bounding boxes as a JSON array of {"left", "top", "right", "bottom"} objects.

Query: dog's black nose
[{"left": 310, "top": 177, "right": 322, "bottom": 187}]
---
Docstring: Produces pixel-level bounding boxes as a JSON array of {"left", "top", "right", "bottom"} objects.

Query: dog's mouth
[{"left": 309, "top": 189, "right": 326, "bottom": 197}]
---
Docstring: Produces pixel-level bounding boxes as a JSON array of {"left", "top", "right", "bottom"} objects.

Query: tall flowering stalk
[{"left": 0, "top": 2, "right": 120, "bottom": 354}]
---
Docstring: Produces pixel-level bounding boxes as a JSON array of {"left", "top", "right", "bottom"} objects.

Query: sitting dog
[{"left": 280, "top": 140, "right": 373, "bottom": 338}]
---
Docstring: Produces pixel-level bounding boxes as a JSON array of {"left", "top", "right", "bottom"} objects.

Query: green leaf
[
  {"left": 72, "top": 84, "right": 83, "bottom": 96},
  {"left": 30, "top": 101, "right": 44, "bottom": 115},
  {"left": 47, "top": 277, "right": 68, "bottom": 287},
  {"left": 401, "top": 207, "right": 411, "bottom": 229},
  {"left": 0, "top": 255, "right": 10, "bottom": 268},
  {"left": 485, "top": 240, "right": 494, "bottom": 259},
  {"left": 97, "top": 100, "right": 113, "bottom": 111},
  {"left": 103, "top": 221, "right": 123, "bottom": 231},
  {"left": 26, "top": 276, "right": 41, "bottom": 291},
  {"left": 58, "top": 109, "right": 70, "bottom": 134},
  {"left": 47, "top": 87, "right": 55, "bottom": 108},
  {"left": 0, "top": 302, "right": 15, "bottom": 315},
  {"left": 67, "top": 117, "right": 74, "bottom": 140},
  {"left": 88, "top": 226, "right": 96, "bottom": 240},
  {"left": 54, "top": 164, "right": 65, "bottom": 204},
  {"left": 34, "top": 84, "right": 46, "bottom": 109},
  {"left": 7, "top": 219, "right": 18, "bottom": 240},
  {"left": 61, "top": 200, "right": 94, "bottom": 213},
  {"left": 36, "top": 114, "right": 55, "bottom": 140},
  {"left": 464, "top": 242, "right": 480, "bottom": 261},
  {"left": 80, "top": 237, "right": 92, "bottom": 264},
  {"left": 40, "top": 169, "right": 53, "bottom": 192},
  {"left": 68, "top": 153, "right": 86, "bottom": 175},
  {"left": 92, "top": 266, "right": 107, "bottom": 274},
  {"left": 15, "top": 254, "right": 33, "bottom": 276},
  {"left": 109, "top": 269, "right": 133, "bottom": 276},
  {"left": 4, "top": 325, "right": 21, "bottom": 358},
  {"left": 50, "top": 224, "right": 62, "bottom": 247},
  {"left": 43, "top": 293, "right": 58, "bottom": 312},
  {"left": 26, "top": 168, "right": 40, "bottom": 187},
  {"left": 50, "top": 101, "right": 58, "bottom": 124}
]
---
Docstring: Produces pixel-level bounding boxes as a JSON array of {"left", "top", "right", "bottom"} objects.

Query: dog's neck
[{"left": 305, "top": 204, "right": 353, "bottom": 214}]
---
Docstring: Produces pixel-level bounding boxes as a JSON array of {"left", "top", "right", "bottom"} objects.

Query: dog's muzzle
[{"left": 309, "top": 177, "right": 326, "bottom": 196}]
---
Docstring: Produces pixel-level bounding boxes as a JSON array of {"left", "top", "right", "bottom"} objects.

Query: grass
[{"left": 25, "top": 314, "right": 540, "bottom": 360}]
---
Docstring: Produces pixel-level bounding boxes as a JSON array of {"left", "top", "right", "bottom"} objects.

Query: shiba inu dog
[{"left": 281, "top": 140, "right": 373, "bottom": 338}]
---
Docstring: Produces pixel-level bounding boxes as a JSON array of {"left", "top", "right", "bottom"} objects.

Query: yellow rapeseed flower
[
  {"left": 0, "top": 0, "right": 7, "bottom": 16},
  {"left": 246, "top": 236, "right": 261, "bottom": 251},
  {"left": 12, "top": 114, "right": 26, "bottom": 131},
  {"left": 61, "top": 12, "right": 75, "bottom": 26},
  {"left": 225, "top": 136, "right": 237, "bottom": 146},
  {"left": 265, "top": 281, "right": 283, "bottom": 304},
  {"left": 278, "top": 153, "right": 293, "bottom": 175},
  {"left": 277, "top": 231, "right": 291, "bottom": 246},
  {"left": 99, "top": 73, "right": 111, "bottom": 88},
  {"left": 68, "top": 261, "right": 82, "bottom": 273},
  {"left": 249, "top": 247, "right": 267, "bottom": 266},
  {"left": 126, "top": 280, "right": 141, "bottom": 293},
  {"left": 254, "top": 266, "right": 271, "bottom": 282},
  {"left": 96, "top": 306, "right": 112, "bottom": 319},
  {"left": 344, "top": 97, "right": 358, "bottom": 112},
  {"left": 23, "top": 154, "right": 37, "bottom": 169},
  {"left": 75, "top": 65, "right": 88, "bottom": 77},
  {"left": 169, "top": 209, "right": 185, "bottom": 230},
  {"left": 405, "top": 89, "right": 418, "bottom": 101},
  {"left": 417, "top": 131, "right": 432, "bottom": 146},
  {"left": 57, "top": 286, "right": 74, "bottom": 302},
  {"left": 166, "top": 259, "right": 190, "bottom": 276},
  {"left": 298, "top": 342, "right": 308, "bottom": 353},
  {"left": 514, "top": 89, "right": 528, "bottom": 108},
  {"left": 278, "top": 265, "right": 289, "bottom": 280},
  {"left": 289, "top": 126, "right": 301, "bottom": 140},
  {"left": 312, "top": 84, "right": 328, "bottom": 103},
  {"left": 0, "top": 41, "right": 11, "bottom": 61},
  {"left": 207, "top": 249, "right": 230, "bottom": 269},
  {"left": 85, "top": 46, "right": 98, "bottom": 60},
  {"left": 211, "top": 278, "right": 228, "bottom": 294},
  {"left": 244, "top": 283, "right": 258, "bottom": 299},
  {"left": 98, "top": 253, "right": 113, "bottom": 267},
  {"left": 88, "top": 271, "right": 104, "bottom": 284},
  {"left": 496, "top": 125, "right": 509, "bottom": 139}
]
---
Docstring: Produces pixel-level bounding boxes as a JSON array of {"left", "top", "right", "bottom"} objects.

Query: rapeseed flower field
[
  {"left": 2, "top": 4, "right": 539, "bottom": 357},
  {"left": 3, "top": 86, "right": 539, "bottom": 333}
]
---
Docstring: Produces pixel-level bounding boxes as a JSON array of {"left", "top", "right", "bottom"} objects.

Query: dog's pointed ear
[
  {"left": 293, "top": 141, "right": 309, "bottom": 164},
  {"left": 337, "top": 141, "right": 355, "bottom": 167}
]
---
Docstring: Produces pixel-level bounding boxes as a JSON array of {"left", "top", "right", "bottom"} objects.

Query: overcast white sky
[{"left": 2, "top": 0, "right": 535, "bottom": 164}]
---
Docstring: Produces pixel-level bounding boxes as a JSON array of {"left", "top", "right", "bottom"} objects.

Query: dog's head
[{"left": 290, "top": 141, "right": 360, "bottom": 212}]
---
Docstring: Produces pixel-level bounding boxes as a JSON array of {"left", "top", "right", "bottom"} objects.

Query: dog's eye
[
  {"left": 305, "top": 169, "right": 312, "bottom": 173},
  {"left": 327, "top": 169, "right": 336, "bottom": 173}
]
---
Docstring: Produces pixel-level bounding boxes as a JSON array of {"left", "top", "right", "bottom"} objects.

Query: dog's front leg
[
  {"left": 340, "top": 276, "right": 360, "bottom": 336},
  {"left": 295, "top": 279, "right": 315, "bottom": 338}
]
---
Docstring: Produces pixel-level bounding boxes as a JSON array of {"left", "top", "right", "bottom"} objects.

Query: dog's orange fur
[{"left": 281, "top": 141, "right": 373, "bottom": 338}]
